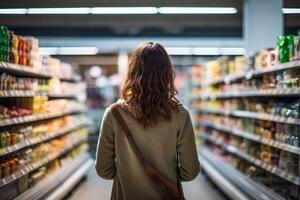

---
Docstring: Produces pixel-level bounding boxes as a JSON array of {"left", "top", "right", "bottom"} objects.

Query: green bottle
[{"left": 277, "top": 35, "right": 289, "bottom": 63}]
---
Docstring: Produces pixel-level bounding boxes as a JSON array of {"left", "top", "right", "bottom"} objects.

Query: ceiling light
[
  {"left": 40, "top": 47, "right": 99, "bottom": 55},
  {"left": 165, "top": 47, "right": 244, "bottom": 56},
  {"left": 27, "top": 7, "right": 90, "bottom": 14},
  {"left": 59, "top": 47, "right": 99, "bottom": 55},
  {"left": 0, "top": 8, "right": 27, "bottom": 14},
  {"left": 39, "top": 47, "right": 59, "bottom": 55},
  {"left": 192, "top": 47, "right": 219, "bottom": 55},
  {"left": 0, "top": 7, "right": 238, "bottom": 15},
  {"left": 220, "top": 47, "right": 245, "bottom": 55},
  {"left": 282, "top": 8, "right": 300, "bottom": 14},
  {"left": 165, "top": 47, "right": 193, "bottom": 55},
  {"left": 91, "top": 7, "right": 158, "bottom": 14},
  {"left": 158, "top": 7, "right": 237, "bottom": 14}
]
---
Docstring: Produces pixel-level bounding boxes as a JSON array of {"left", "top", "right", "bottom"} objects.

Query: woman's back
[
  {"left": 95, "top": 100, "right": 199, "bottom": 200},
  {"left": 95, "top": 42, "right": 200, "bottom": 200}
]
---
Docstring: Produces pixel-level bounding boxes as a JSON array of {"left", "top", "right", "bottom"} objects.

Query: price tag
[
  {"left": 255, "top": 159, "right": 262, "bottom": 166},
  {"left": 21, "top": 169, "right": 26, "bottom": 175},
  {"left": 24, "top": 140, "right": 30, "bottom": 145},
  {"left": 34, "top": 163, "right": 39, "bottom": 168},
  {"left": 280, "top": 171, "right": 287, "bottom": 177},
  {"left": 287, "top": 174, "right": 293, "bottom": 181},
  {"left": 6, "top": 146, "right": 13, "bottom": 152},
  {"left": 245, "top": 71, "right": 253, "bottom": 80},
  {"left": 16, "top": 170, "right": 21, "bottom": 176},
  {"left": 6, "top": 175, "right": 13, "bottom": 183},
  {"left": 4, "top": 119, "right": 10, "bottom": 125},
  {"left": 266, "top": 165, "right": 272, "bottom": 171},
  {"left": 272, "top": 115, "right": 278, "bottom": 122},
  {"left": 287, "top": 117, "right": 296, "bottom": 124},
  {"left": 0, "top": 148, "right": 6, "bottom": 155}
]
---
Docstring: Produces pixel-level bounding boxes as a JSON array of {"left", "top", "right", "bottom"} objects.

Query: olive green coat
[{"left": 95, "top": 100, "right": 200, "bottom": 200}]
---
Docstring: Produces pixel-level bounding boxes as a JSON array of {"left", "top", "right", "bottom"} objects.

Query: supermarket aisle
[{"left": 68, "top": 166, "right": 227, "bottom": 200}]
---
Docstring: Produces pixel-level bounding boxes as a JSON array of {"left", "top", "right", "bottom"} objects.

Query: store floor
[{"left": 67, "top": 165, "right": 227, "bottom": 200}]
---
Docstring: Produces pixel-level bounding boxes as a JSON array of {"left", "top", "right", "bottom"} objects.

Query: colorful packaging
[
  {"left": 287, "top": 35, "right": 295, "bottom": 62},
  {"left": 277, "top": 35, "right": 290, "bottom": 63},
  {"left": 0, "top": 26, "right": 9, "bottom": 62},
  {"left": 293, "top": 35, "right": 300, "bottom": 61}
]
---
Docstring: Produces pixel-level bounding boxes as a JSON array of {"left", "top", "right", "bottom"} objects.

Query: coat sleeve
[
  {"left": 177, "top": 109, "right": 200, "bottom": 181},
  {"left": 95, "top": 107, "right": 116, "bottom": 179}
]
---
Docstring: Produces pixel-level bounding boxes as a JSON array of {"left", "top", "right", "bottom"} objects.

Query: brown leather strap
[{"left": 110, "top": 103, "right": 183, "bottom": 200}]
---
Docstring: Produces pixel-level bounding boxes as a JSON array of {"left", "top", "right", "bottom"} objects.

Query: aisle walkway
[{"left": 68, "top": 166, "right": 227, "bottom": 200}]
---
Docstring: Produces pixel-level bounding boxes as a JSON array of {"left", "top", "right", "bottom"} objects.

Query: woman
[{"left": 95, "top": 42, "right": 200, "bottom": 200}]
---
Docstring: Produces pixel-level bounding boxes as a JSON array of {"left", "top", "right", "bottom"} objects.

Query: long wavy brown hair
[{"left": 121, "top": 42, "right": 180, "bottom": 127}]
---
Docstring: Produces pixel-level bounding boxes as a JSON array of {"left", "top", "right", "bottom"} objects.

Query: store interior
[{"left": 0, "top": 0, "right": 300, "bottom": 200}]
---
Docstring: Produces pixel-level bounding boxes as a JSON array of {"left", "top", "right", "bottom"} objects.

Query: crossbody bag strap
[{"left": 110, "top": 104, "right": 182, "bottom": 200}]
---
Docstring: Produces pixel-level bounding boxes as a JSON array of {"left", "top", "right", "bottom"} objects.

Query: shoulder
[
  {"left": 177, "top": 104, "right": 189, "bottom": 114},
  {"left": 174, "top": 104, "right": 190, "bottom": 120},
  {"left": 106, "top": 99, "right": 125, "bottom": 112},
  {"left": 105, "top": 99, "right": 131, "bottom": 119}
]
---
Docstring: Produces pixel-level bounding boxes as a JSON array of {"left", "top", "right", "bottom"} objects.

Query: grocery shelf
[
  {"left": 0, "top": 122, "right": 87, "bottom": 157},
  {"left": 199, "top": 88, "right": 300, "bottom": 100},
  {"left": 199, "top": 121, "right": 300, "bottom": 155},
  {"left": 199, "top": 153, "right": 248, "bottom": 200},
  {"left": 0, "top": 62, "right": 52, "bottom": 79},
  {"left": 199, "top": 147, "right": 286, "bottom": 200},
  {"left": 59, "top": 76, "right": 82, "bottom": 83},
  {"left": 0, "top": 91, "right": 79, "bottom": 99},
  {"left": 47, "top": 94, "right": 78, "bottom": 99},
  {"left": 202, "top": 73, "right": 245, "bottom": 87},
  {"left": 200, "top": 134, "right": 300, "bottom": 186},
  {"left": 14, "top": 153, "right": 92, "bottom": 200},
  {"left": 197, "top": 108, "right": 300, "bottom": 125},
  {"left": 0, "top": 109, "right": 86, "bottom": 128},
  {"left": 0, "top": 62, "right": 81, "bottom": 82},
  {"left": 0, "top": 90, "right": 40, "bottom": 97},
  {"left": 201, "top": 60, "right": 300, "bottom": 87},
  {"left": 45, "top": 156, "right": 93, "bottom": 200},
  {"left": 0, "top": 136, "right": 88, "bottom": 188},
  {"left": 253, "top": 60, "right": 300, "bottom": 78}
]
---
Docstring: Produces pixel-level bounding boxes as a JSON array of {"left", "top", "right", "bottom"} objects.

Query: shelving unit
[
  {"left": 0, "top": 109, "right": 86, "bottom": 128},
  {"left": 0, "top": 91, "right": 78, "bottom": 99},
  {"left": 0, "top": 61, "right": 90, "bottom": 200},
  {"left": 198, "top": 88, "right": 300, "bottom": 100},
  {"left": 193, "top": 59, "right": 300, "bottom": 200},
  {"left": 0, "top": 137, "right": 87, "bottom": 188},
  {"left": 0, "top": 62, "right": 80, "bottom": 82},
  {"left": 199, "top": 147, "right": 286, "bottom": 200},
  {"left": 200, "top": 133, "right": 300, "bottom": 185},
  {"left": 199, "top": 121, "right": 300, "bottom": 155},
  {"left": 0, "top": 122, "right": 87, "bottom": 157},
  {"left": 201, "top": 60, "right": 300, "bottom": 87},
  {"left": 198, "top": 108, "right": 300, "bottom": 125},
  {"left": 14, "top": 153, "right": 93, "bottom": 200}
]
